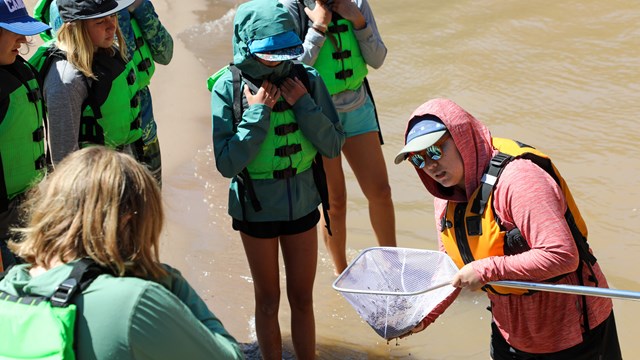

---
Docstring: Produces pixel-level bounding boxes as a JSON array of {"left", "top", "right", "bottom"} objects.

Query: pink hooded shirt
[{"left": 408, "top": 99, "right": 613, "bottom": 353}]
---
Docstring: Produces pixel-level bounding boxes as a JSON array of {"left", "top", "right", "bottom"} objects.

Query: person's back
[
  {"left": 0, "top": 262, "right": 241, "bottom": 359},
  {"left": 0, "top": 146, "right": 243, "bottom": 360}
]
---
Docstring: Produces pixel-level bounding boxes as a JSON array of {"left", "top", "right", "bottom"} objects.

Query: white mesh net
[{"left": 332, "top": 247, "right": 459, "bottom": 339}]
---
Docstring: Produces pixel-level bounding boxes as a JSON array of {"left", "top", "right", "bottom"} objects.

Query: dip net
[{"left": 332, "top": 247, "right": 460, "bottom": 340}]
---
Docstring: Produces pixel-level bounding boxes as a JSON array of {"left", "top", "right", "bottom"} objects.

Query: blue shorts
[
  {"left": 232, "top": 209, "right": 320, "bottom": 239},
  {"left": 339, "top": 95, "right": 379, "bottom": 138}
]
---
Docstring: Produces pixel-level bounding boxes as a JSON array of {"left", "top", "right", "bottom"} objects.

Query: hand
[
  {"left": 398, "top": 318, "right": 428, "bottom": 339},
  {"left": 244, "top": 80, "right": 281, "bottom": 109},
  {"left": 303, "top": 0, "right": 332, "bottom": 28},
  {"left": 330, "top": 0, "right": 366, "bottom": 29},
  {"left": 279, "top": 77, "right": 307, "bottom": 106},
  {"left": 451, "top": 263, "right": 484, "bottom": 291}
]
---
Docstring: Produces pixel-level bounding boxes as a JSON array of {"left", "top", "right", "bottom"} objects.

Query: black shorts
[
  {"left": 232, "top": 209, "right": 320, "bottom": 239},
  {"left": 490, "top": 311, "right": 622, "bottom": 360}
]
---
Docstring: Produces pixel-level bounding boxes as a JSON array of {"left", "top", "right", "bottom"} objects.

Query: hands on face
[
  {"left": 244, "top": 78, "right": 308, "bottom": 109},
  {"left": 304, "top": 0, "right": 366, "bottom": 30},
  {"left": 244, "top": 80, "right": 281, "bottom": 108}
]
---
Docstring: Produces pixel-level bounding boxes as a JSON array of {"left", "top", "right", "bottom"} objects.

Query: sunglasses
[{"left": 408, "top": 134, "right": 450, "bottom": 169}]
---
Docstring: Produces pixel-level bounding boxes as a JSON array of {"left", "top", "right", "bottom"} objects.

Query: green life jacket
[
  {"left": 33, "top": 0, "right": 55, "bottom": 41},
  {"left": 129, "top": 18, "right": 156, "bottom": 88},
  {"left": 0, "top": 57, "right": 47, "bottom": 211},
  {"left": 30, "top": 45, "right": 143, "bottom": 149},
  {"left": 207, "top": 63, "right": 332, "bottom": 233},
  {"left": 0, "top": 259, "right": 106, "bottom": 360},
  {"left": 313, "top": 15, "right": 368, "bottom": 95}
]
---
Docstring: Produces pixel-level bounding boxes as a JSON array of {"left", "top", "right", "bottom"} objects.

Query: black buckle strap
[
  {"left": 491, "top": 152, "right": 511, "bottom": 168},
  {"left": 130, "top": 115, "right": 142, "bottom": 130},
  {"left": 27, "top": 89, "right": 42, "bottom": 103},
  {"left": 273, "top": 167, "right": 297, "bottom": 179},
  {"left": 130, "top": 95, "right": 140, "bottom": 108},
  {"left": 135, "top": 36, "right": 145, "bottom": 49},
  {"left": 126, "top": 70, "right": 136, "bottom": 85},
  {"left": 137, "top": 58, "right": 152, "bottom": 72},
  {"left": 34, "top": 154, "right": 46, "bottom": 170},
  {"left": 470, "top": 152, "right": 513, "bottom": 215},
  {"left": 335, "top": 69, "right": 353, "bottom": 80},
  {"left": 328, "top": 24, "right": 348, "bottom": 33},
  {"left": 274, "top": 144, "right": 302, "bottom": 157},
  {"left": 272, "top": 101, "right": 292, "bottom": 113},
  {"left": 50, "top": 278, "right": 79, "bottom": 307},
  {"left": 32, "top": 126, "right": 44, "bottom": 142},
  {"left": 274, "top": 123, "right": 299, "bottom": 136},
  {"left": 332, "top": 50, "right": 352, "bottom": 60}
]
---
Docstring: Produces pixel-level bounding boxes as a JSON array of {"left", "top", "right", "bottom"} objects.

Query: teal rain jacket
[{"left": 210, "top": 0, "right": 345, "bottom": 222}]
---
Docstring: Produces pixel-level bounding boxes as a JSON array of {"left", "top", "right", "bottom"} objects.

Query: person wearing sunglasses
[{"left": 395, "top": 98, "right": 621, "bottom": 359}]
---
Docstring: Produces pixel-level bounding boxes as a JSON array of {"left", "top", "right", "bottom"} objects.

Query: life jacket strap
[
  {"left": 335, "top": 69, "right": 353, "bottom": 80},
  {"left": 332, "top": 50, "right": 352, "bottom": 60},
  {"left": 470, "top": 152, "right": 512, "bottom": 216},
  {"left": 274, "top": 123, "right": 299, "bottom": 136},
  {"left": 273, "top": 166, "right": 297, "bottom": 179},
  {"left": 272, "top": 100, "right": 292, "bottom": 112},
  {"left": 328, "top": 23, "right": 348, "bottom": 33},
  {"left": 274, "top": 144, "right": 302, "bottom": 157}
]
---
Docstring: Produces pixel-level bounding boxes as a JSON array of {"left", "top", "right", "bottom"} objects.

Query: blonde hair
[
  {"left": 55, "top": 17, "right": 128, "bottom": 80},
  {"left": 10, "top": 146, "right": 166, "bottom": 280}
]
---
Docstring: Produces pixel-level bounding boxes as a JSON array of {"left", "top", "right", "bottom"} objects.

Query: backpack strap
[
  {"left": 229, "top": 65, "right": 262, "bottom": 218},
  {"left": 50, "top": 258, "right": 106, "bottom": 308}
]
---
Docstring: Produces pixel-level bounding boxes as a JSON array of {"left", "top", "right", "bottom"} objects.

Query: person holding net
[{"left": 394, "top": 98, "right": 622, "bottom": 359}]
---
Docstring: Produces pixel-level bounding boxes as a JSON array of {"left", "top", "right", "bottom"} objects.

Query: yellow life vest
[{"left": 440, "top": 138, "right": 594, "bottom": 295}]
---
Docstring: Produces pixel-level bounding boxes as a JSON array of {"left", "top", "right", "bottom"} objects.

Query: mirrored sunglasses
[{"left": 407, "top": 134, "right": 449, "bottom": 169}]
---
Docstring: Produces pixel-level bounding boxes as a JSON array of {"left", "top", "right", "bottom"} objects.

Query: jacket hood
[
  {"left": 0, "top": 263, "right": 74, "bottom": 297},
  {"left": 405, "top": 98, "right": 497, "bottom": 202},
  {"left": 232, "top": 0, "right": 298, "bottom": 81}
]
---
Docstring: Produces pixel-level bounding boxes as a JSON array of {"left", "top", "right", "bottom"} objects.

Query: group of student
[{"left": 0, "top": 0, "right": 625, "bottom": 359}]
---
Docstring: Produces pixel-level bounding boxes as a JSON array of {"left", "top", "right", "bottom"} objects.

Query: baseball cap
[
  {"left": 249, "top": 30, "right": 303, "bottom": 61},
  {"left": 0, "top": 0, "right": 50, "bottom": 36},
  {"left": 394, "top": 116, "right": 447, "bottom": 164},
  {"left": 57, "top": 0, "right": 134, "bottom": 22}
]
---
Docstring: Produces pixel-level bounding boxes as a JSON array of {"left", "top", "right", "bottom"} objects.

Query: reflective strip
[{"left": 481, "top": 173, "right": 497, "bottom": 185}]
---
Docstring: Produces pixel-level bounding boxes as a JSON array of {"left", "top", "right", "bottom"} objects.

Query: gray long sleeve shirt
[{"left": 43, "top": 58, "right": 88, "bottom": 164}]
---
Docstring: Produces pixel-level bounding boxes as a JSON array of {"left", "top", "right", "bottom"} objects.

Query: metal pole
[{"left": 491, "top": 281, "right": 640, "bottom": 301}]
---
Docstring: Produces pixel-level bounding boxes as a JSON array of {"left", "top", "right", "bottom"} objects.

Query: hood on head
[
  {"left": 403, "top": 98, "right": 496, "bottom": 202},
  {"left": 232, "top": 0, "right": 299, "bottom": 80}
]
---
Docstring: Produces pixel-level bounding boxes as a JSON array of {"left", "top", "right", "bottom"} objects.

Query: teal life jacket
[
  {"left": 207, "top": 63, "right": 332, "bottom": 233},
  {"left": 30, "top": 45, "right": 143, "bottom": 150},
  {"left": 0, "top": 56, "right": 47, "bottom": 212},
  {"left": 0, "top": 259, "right": 107, "bottom": 360}
]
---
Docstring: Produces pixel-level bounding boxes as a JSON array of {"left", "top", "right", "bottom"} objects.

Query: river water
[{"left": 29, "top": 0, "right": 637, "bottom": 358}]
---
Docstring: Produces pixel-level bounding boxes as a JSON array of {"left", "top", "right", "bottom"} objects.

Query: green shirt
[{"left": 0, "top": 262, "right": 243, "bottom": 360}]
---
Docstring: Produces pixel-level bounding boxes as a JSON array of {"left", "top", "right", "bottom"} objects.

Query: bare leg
[
  {"left": 240, "top": 232, "right": 282, "bottom": 360},
  {"left": 321, "top": 154, "right": 349, "bottom": 274},
  {"left": 342, "top": 132, "right": 396, "bottom": 247},
  {"left": 281, "top": 226, "right": 318, "bottom": 359}
]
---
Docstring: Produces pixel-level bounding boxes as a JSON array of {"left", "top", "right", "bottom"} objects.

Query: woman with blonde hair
[
  {"left": 31, "top": 0, "right": 144, "bottom": 166},
  {"left": 0, "top": 146, "right": 243, "bottom": 359}
]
